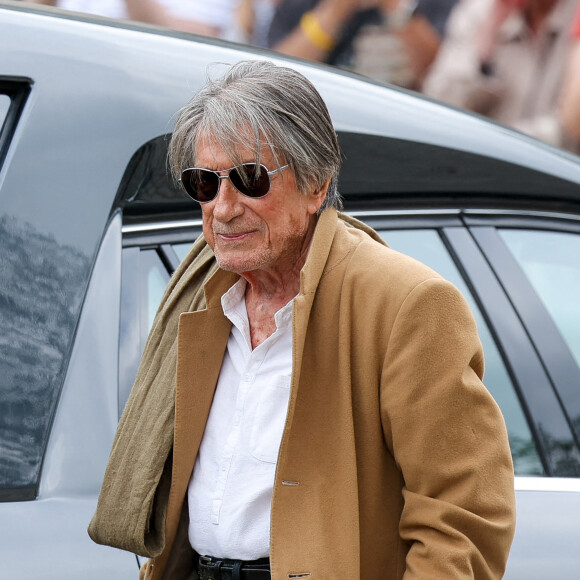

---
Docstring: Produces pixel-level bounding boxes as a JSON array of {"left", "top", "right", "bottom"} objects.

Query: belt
[{"left": 196, "top": 555, "right": 271, "bottom": 580}]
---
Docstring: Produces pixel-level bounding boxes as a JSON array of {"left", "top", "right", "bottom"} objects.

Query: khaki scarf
[{"left": 88, "top": 233, "right": 220, "bottom": 557}]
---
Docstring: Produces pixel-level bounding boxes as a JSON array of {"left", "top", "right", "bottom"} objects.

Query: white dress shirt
[{"left": 188, "top": 279, "right": 293, "bottom": 559}]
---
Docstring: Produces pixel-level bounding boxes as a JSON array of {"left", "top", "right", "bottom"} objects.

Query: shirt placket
[{"left": 210, "top": 325, "right": 271, "bottom": 525}]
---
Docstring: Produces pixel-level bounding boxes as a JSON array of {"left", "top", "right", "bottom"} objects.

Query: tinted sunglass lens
[
  {"left": 190, "top": 170, "right": 219, "bottom": 203},
  {"left": 182, "top": 169, "right": 219, "bottom": 202},
  {"left": 230, "top": 164, "right": 270, "bottom": 198}
]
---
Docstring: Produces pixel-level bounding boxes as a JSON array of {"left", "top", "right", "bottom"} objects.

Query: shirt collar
[{"left": 221, "top": 278, "right": 294, "bottom": 333}]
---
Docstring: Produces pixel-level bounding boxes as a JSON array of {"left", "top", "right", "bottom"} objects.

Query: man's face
[{"left": 196, "top": 136, "right": 326, "bottom": 280}]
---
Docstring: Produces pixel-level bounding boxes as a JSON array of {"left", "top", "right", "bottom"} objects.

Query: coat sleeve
[{"left": 380, "top": 277, "right": 516, "bottom": 579}]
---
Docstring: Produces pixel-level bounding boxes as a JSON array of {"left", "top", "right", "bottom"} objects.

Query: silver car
[{"left": 1, "top": 1, "right": 580, "bottom": 578}]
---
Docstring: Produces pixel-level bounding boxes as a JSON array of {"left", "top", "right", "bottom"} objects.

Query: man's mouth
[{"left": 216, "top": 230, "right": 255, "bottom": 241}]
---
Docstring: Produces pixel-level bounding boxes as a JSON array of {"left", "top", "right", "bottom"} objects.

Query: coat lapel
[
  {"left": 292, "top": 208, "right": 339, "bottom": 372},
  {"left": 158, "top": 268, "right": 237, "bottom": 573},
  {"left": 173, "top": 269, "right": 238, "bottom": 487}
]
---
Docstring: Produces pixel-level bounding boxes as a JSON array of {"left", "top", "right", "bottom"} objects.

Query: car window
[
  {"left": 144, "top": 251, "right": 170, "bottom": 331},
  {"left": 498, "top": 229, "right": 580, "bottom": 371},
  {"left": 173, "top": 242, "right": 192, "bottom": 262},
  {"left": 118, "top": 248, "right": 170, "bottom": 414},
  {"left": 1, "top": 81, "right": 113, "bottom": 500},
  {"left": 380, "top": 229, "right": 544, "bottom": 476},
  {"left": 0, "top": 94, "right": 9, "bottom": 129},
  {"left": 0, "top": 214, "right": 91, "bottom": 499}
]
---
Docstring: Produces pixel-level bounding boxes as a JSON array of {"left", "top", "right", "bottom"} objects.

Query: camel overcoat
[{"left": 92, "top": 209, "right": 516, "bottom": 579}]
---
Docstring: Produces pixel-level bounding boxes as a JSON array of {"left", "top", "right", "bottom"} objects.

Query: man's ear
[{"left": 307, "top": 177, "right": 331, "bottom": 215}]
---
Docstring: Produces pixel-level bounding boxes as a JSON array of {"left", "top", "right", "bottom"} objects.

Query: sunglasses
[{"left": 180, "top": 162, "right": 291, "bottom": 203}]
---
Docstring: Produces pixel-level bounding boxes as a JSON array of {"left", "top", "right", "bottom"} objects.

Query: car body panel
[
  {"left": 509, "top": 481, "right": 580, "bottom": 579},
  {"left": 0, "top": 497, "right": 136, "bottom": 579}
]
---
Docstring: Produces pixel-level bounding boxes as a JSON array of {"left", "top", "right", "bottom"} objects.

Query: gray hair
[{"left": 169, "top": 60, "right": 343, "bottom": 211}]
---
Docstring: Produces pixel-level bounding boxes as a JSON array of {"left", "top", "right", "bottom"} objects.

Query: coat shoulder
[{"left": 330, "top": 220, "right": 443, "bottom": 291}]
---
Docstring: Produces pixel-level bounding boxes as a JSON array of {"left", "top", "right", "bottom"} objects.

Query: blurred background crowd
[{"left": 29, "top": 0, "right": 580, "bottom": 154}]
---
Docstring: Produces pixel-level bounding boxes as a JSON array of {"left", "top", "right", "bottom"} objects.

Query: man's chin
[{"left": 214, "top": 253, "right": 264, "bottom": 275}]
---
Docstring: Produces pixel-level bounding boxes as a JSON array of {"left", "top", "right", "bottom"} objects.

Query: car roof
[{"left": 2, "top": 0, "right": 580, "bottom": 222}]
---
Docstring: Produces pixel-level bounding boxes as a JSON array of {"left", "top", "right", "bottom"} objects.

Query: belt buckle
[
  {"left": 199, "top": 555, "right": 214, "bottom": 567},
  {"left": 197, "top": 555, "right": 218, "bottom": 580}
]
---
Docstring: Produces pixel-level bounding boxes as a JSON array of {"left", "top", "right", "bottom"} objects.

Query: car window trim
[
  {"left": 515, "top": 476, "right": 580, "bottom": 493},
  {"left": 123, "top": 221, "right": 203, "bottom": 249},
  {"left": 0, "top": 77, "right": 32, "bottom": 171},
  {"left": 0, "top": 485, "right": 36, "bottom": 503},
  {"left": 159, "top": 244, "right": 181, "bottom": 274},
  {"left": 444, "top": 225, "right": 580, "bottom": 476}
]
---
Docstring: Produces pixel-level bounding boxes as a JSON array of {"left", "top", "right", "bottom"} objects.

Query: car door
[{"left": 462, "top": 212, "right": 580, "bottom": 578}]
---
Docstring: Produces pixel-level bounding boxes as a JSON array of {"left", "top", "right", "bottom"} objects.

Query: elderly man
[{"left": 89, "top": 60, "right": 516, "bottom": 579}]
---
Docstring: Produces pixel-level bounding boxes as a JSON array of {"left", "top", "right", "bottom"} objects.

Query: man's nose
[{"left": 211, "top": 176, "right": 243, "bottom": 220}]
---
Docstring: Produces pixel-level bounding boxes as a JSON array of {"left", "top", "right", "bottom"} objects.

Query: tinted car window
[
  {"left": 0, "top": 94, "right": 9, "bottom": 128},
  {"left": 0, "top": 81, "right": 92, "bottom": 497},
  {"left": 498, "top": 229, "right": 580, "bottom": 370},
  {"left": 0, "top": 216, "right": 90, "bottom": 498},
  {"left": 381, "top": 228, "right": 544, "bottom": 476},
  {"left": 0, "top": 78, "right": 112, "bottom": 500}
]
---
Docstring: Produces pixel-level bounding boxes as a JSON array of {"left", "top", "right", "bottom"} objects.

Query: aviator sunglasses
[{"left": 180, "top": 162, "right": 291, "bottom": 203}]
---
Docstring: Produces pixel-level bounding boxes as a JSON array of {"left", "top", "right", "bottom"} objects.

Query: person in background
[
  {"left": 28, "top": 0, "right": 239, "bottom": 37},
  {"left": 232, "top": 0, "right": 279, "bottom": 47},
  {"left": 266, "top": 0, "right": 457, "bottom": 88},
  {"left": 124, "top": 0, "right": 239, "bottom": 37},
  {"left": 422, "top": 0, "right": 580, "bottom": 153},
  {"left": 560, "top": 3, "right": 580, "bottom": 145},
  {"left": 88, "top": 60, "right": 516, "bottom": 580}
]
